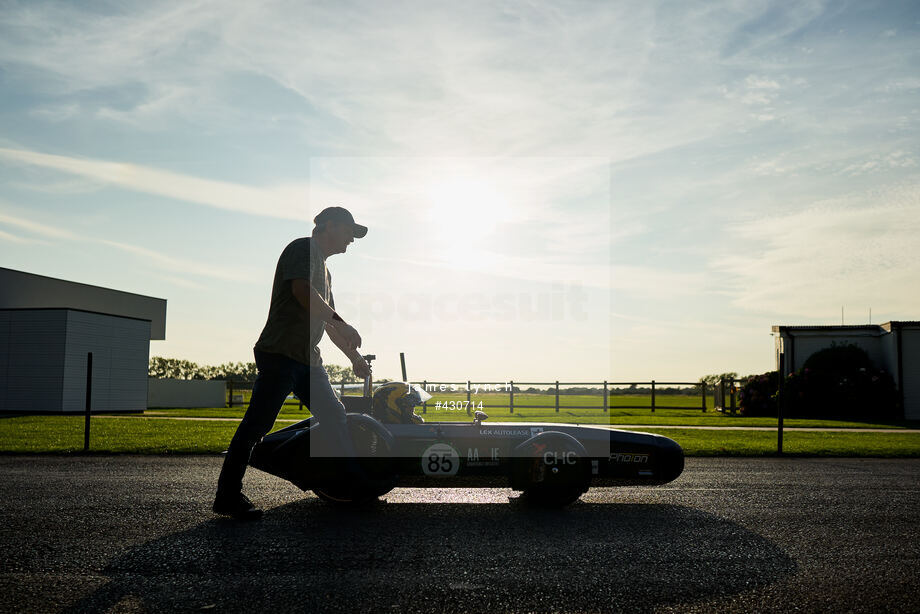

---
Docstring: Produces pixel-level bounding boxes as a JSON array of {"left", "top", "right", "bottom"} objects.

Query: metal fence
[
  {"left": 226, "top": 378, "right": 742, "bottom": 415},
  {"left": 415, "top": 380, "right": 711, "bottom": 415}
]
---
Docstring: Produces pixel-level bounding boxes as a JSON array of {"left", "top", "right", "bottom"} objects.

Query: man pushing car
[{"left": 214, "top": 206, "right": 372, "bottom": 520}]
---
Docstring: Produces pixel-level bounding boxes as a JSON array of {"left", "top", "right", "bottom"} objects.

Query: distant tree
[
  {"left": 148, "top": 356, "right": 170, "bottom": 378},
  {"left": 149, "top": 357, "right": 256, "bottom": 381},
  {"left": 213, "top": 362, "right": 258, "bottom": 382},
  {"left": 148, "top": 357, "right": 375, "bottom": 383},
  {"left": 324, "top": 364, "right": 359, "bottom": 384},
  {"left": 148, "top": 357, "right": 206, "bottom": 379},
  {"left": 700, "top": 372, "right": 739, "bottom": 388}
]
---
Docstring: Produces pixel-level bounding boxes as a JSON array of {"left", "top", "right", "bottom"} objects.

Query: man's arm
[
  {"left": 326, "top": 325, "right": 371, "bottom": 379},
  {"left": 291, "top": 278, "right": 362, "bottom": 349}
]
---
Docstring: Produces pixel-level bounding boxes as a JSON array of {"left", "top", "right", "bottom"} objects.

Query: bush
[
  {"left": 738, "top": 371, "right": 779, "bottom": 416},
  {"left": 783, "top": 344, "right": 899, "bottom": 419}
]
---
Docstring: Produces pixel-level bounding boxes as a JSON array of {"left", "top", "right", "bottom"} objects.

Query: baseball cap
[{"left": 314, "top": 206, "right": 368, "bottom": 238}]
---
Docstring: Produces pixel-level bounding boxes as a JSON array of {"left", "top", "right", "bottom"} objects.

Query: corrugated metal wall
[
  {"left": 62, "top": 310, "right": 150, "bottom": 412},
  {"left": 0, "top": 309, "right": 150, "bottom": 413},
  {"left": 0, "top": 310, "right": 66, "bottom": 412}
]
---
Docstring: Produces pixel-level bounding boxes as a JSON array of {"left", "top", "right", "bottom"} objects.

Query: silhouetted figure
[{"left": 213, "top": 207, "right": 371, "bottom": 519}]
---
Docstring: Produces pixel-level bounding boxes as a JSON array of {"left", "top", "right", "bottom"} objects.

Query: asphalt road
[{"left": 0, "top": 456, "right": 917, "bottom": 613}]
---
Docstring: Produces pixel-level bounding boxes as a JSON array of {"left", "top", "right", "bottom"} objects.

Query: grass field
[
  {"left": 227, "top": 391, "right": 711, "bottom": 412},
  {"left": 639, "top": 428, "right": 920, "bottom": 457},
  {"left": 1, "top": 414, "right": 918, "bottom": 457},
  {"left": 149, "top": 391, "right": 912, "bottom": 429},
  {"left": 0, "top": 416, "right": 230, "bottom": 454}
]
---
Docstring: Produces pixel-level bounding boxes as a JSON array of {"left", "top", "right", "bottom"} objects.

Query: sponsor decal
[
  {"left": 479, "top": 429, "right": 532, "bottom": 437},
  {"left": 543, "top": 451, "right": 577, "bottom": 465},
  {"left": 422, "top": 443, "right": 460, "bottom": 477},
  {"left": 530, "top": 427, "right": 544, "bottom": 437},
  {"left": 466, "top": 460, "right": 501, "bottom": 468},
  {"left": 467, "top": 446, "right": 500, "bottom": 461},
  {"left": 609, "top": 452, "right": 650, "bottom": 464}
]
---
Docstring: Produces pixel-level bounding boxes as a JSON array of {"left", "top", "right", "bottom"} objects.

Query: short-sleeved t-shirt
[{"left": 254, "top": 237, "right": 332, "bottom": 366}]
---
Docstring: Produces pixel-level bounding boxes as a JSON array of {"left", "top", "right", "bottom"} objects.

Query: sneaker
[{"left": 212, "top": 492, "right": 263, "bottom": 520}]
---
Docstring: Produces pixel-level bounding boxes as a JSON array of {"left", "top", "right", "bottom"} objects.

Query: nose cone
[{"left": 657, "top": 437, "right": 685, "bottom": 484}]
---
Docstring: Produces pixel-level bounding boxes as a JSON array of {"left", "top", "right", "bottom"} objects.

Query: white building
[
  {"left": 772, "top": 322, "right": 920, "bottom": 420},
  {"left": 0, "top": 267, "right": 166, "bottom": 413}
]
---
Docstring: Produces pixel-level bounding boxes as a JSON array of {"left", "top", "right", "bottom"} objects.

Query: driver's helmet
[{"left": 372, "top": 382, "right": 430, "bottom": 424}]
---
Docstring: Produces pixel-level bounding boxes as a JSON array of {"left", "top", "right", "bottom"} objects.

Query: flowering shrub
[
  {"left": 738, "top": 371, "right": 779, "bottom": 416},
  {"left": 783, "top": 344, "right": 899, "bottom": 419}
]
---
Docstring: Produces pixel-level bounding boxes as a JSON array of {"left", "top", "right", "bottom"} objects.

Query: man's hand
[
  {"left": 330, "top": 320, "right": 362, "bottom": 350},
  {"left": 352, "top": 355, "right": 371, "bottom": 379}
]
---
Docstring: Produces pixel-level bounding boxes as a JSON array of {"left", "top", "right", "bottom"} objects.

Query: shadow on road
[{"left": 63, "top": 497, "right": 796, "bottom": 613}]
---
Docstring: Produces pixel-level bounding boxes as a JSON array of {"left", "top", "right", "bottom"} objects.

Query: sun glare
[
  {"left": 426, "top": 177, "right": 513, "bottom": 242},
  {"left": 423, "top": 177, "right": 514, "bottom": 269}
]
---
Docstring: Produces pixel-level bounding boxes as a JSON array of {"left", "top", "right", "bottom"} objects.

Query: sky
[{"left": 1, "top": 0, "right": 918, "bottom": 384}]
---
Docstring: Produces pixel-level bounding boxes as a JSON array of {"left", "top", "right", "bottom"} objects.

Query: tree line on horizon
[
  {"left": 148, "top": 357, "right": 743, "bottom": 394},
  {"left": 148, "top": 357, "right": 360, "bottom": 384}
]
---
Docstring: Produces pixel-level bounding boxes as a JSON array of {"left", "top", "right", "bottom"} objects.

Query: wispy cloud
[
  {"left": 712, "top": 183, "right": 920, "bottom": 316},
  {"left": 0, "top": 227, "right": 42, "bottom": 244},
  {"left": 0, "top": 208, "right": 257, "bottom": 283},
  {"left": 0, "top": 210, "right": 74, "bottom": 240},
  {"left": 0, "top": 1, "right": 824, "bottom": 160},
  {"left": 0, "top": 147, "right": 310, "bottom": 221},
  {"left": 28, "top": 104, "right": 81, "bottom": 122},
  {"left": 3, "top": 1, "right": 915, "bottom": 164}
]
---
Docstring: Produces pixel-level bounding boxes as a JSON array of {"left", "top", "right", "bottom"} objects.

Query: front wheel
[
  {"left": 512, "top": 431, "right": 591, "bottom": 507},
  {"left": 312, "top": 480, "right": 392, "bottom": 504},
  {"left": 312, "top": 414, "right": 397, "bottom": 504}
]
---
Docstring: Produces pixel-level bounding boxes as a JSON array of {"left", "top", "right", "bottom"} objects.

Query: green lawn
[
  {"left": 0, "top": 416, "right": 231, "bottom": 454},
  {"left": 640, "top": 428, "right": 920, "bottom": 457},
  {"left": 1, "top": 414, "right": 918, "bottom": 457},
  {"left": 147, "top": 391, "right": 911, "bottom": 430},
  {"left": 224, "top": 391, "right": 710, "bottom": 412}
]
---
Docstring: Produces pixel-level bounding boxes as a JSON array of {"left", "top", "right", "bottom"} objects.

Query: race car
[{"left": 248, "top": 376, "right": 684, "bottom": 507}]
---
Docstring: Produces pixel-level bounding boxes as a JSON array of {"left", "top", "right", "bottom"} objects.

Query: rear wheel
[
  {"left": 312, "top": 414, "right": 397, "bottom": 504},
  {"left": 521, "top": 483, "right": 588, "bottom": 508}
]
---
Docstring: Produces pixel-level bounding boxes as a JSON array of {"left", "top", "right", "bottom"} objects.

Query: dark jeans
[{"left": 216, "top": 350, "right": 357, "bottom": 497}]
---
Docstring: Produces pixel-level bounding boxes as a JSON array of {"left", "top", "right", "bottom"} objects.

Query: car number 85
[{"left": 421, "top": 443, "right": 460, "bottom": 476}]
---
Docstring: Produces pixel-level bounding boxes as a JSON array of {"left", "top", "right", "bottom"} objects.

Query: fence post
[
  {"left": 422, "top": 380, "right": 427, "bottom": 414},
  {"left": 340, "top": 380, "right": 345, "bottom": 398},
  {"left": 730, "top": 379, "right": 737, "bottom": 415},
  {"left": 719, "top": 378, "right": 725, "bottom": 412},
  {"left": 555, "top": 381, "right": 560, "bottom": 413},
  {"left": 84, "top": 352, "right": 93, "bottom": 452},
  {"left": 701, "top": 381, "right": 706, "bottom": 412},
  {"left": 603, "top": 380, "right": 608, "bottom": 413},
  {"left": 651, "top": 380, "right": 656, "bottom": 413},
  {"left": 228, "top": 379, "right": 234, "bottom": 408},
  {"left": 510, "top": 380, "right": 514, "bottom": 414},
  {"left": 777, "top": 353, "right": 785, "bottom": 454},
  {"left": 467, "top": 380, "right": 472, "bottom": 416}
]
